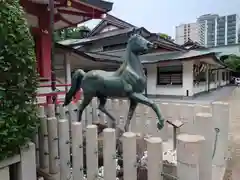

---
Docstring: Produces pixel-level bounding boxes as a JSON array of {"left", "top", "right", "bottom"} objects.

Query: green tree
[
  {"left": 0, "top": 0, "right": 39, "bottom": 160},
  {"left": 222, "top": 54, "right": 240, "bottom": 72},
  {"left": 54, "top": 26, "right": 91, "bottom": 42},
  {"left": 158, "top": 33, "right": 174, "bottom": 42}
]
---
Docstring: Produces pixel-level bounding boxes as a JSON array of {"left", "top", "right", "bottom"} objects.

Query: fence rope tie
[
  {"left": 161, "top": 172, "right": 179, "bottom": 179},
  {"left": 53, "top": 137, "right": 58, "bottom": 141},
  {"left": 54, "top": 156, "right": 60, "bottom": 160},
  {"left": 212, "top": 127, "right": 220, "bottom": 159},
  {"left": 177, "top": 160, "right": 197, "bottom": 168}
]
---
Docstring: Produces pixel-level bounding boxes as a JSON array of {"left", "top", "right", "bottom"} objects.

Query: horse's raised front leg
[
  {"left": 98, "top": 96, "right": 116, "bottom": 128},
  {"left": 129, "top": 93, "right": 164, "bottom": 130},
  {"left": 124, "top": 100, "right": 137, "bottom": 132},
  {"left": 78, "top": 95, "right": 93, "bottom": 122}
]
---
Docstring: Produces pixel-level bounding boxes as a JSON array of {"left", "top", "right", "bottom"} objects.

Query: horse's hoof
[{"left": 157, "top": 122, "right": 164, "bottom": 130}]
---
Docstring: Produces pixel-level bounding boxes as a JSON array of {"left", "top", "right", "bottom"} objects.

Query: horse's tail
[{"left": 63, "top": 69, "right": 85, "bottom": 106}]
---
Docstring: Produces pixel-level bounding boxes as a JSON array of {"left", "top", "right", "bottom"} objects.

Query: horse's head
[{"left": 127, "top": 33, "right": 156, "bottom": 54}]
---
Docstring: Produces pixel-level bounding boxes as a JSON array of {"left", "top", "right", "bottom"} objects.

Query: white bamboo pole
[
  {"left": 130, "top": 113, "right": 137, "bottom": 133},
  {"left": 58, "top": 105, "right": 66, "bottom": 119},
  {"left": 91, "top": 98, "right": 98, "bottom": 124},
  {"left": 103, "top": 128, "right": 116, "bottom": 180},
  {"left": 38, "top": 106, "right": 49, "bottom": 170},
  {"left": 47, "top": 117, "right": 59, "bottom": 174},
  {"left": 33, "top": 128, "right": 39, "bottom": 167},
  {"left": 78, "top": 100, "right": 86, "bottom": 129},
  {"left": 136, "top": 105, "right": 145, "bottom": 136},
  {"left": 86, "top": 105, "right": 93, "bottom": 125},
  {"left": 112, "top": 99, "right": 119, "bottom": 128},
  {"left": 18, "top": 142, "right": 36, "bottom": 180},
  {"left": 179, "top": 104, "right": 195, "bottom": 134},
  {"left": 106, "top": 99, "right": 113, "bottom": 127},
  {"left": 123, "top": 132, "right": 137, "bottom": 180},
  {"left": 143, "top": 107, "right": 149, "bottom": 136},
  {"left": 146, "top": 137, "right": 163, "bottom": 180},
  {"left": 160, "top": 102, "right": 173, "bottom": 139},
  {"left": 46, "top": 104, "right": 55, "bottom": 117},
  {"left": 177, "top": 134, "right": 205, "bottom": 180},
  {"left": 195, "top": 113, "right": 213, "bottom": 180},
  {"left": 68, "top": 102, "right": 77, "bottom": 122},
  {"left": 71, "top": 122, "right": 84, "bottom": 180},
  {"left": 158, "top": 103, "right": 169, "bottom": 141},
  {"left": 212, "top": 101, "right": 229, "bottom": 167},
  {"left": 86, "top": 125, "right": 98, "bottom": 180},
  {"left": 58, "top": 119, "right": 71, "bottom": 180}
]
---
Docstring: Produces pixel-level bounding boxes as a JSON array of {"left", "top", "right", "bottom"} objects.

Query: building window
[{"left": 157, "top": 65, "right": 183, "bottom": 85}]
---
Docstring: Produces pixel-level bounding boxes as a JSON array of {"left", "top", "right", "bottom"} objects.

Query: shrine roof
[
  {"left": 56, "top": 42, "right": 229, "bottom": 67},
  {"left": 21, "top": 0, "right": 113, "bottom": 30},
  {"left": 58, "top": 27, "right": 143, "bottom": 46},
  {"left": 58, "top": 27, "right": 184, "bottom": 51}
]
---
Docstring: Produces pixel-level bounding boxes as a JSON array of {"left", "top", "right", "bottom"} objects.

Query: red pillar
[
  {"left": 38, "top": 32, "right": 52, "bottom": 78},
  {"left": 36, "top": 13, "right": 52, "bottom": 79}
]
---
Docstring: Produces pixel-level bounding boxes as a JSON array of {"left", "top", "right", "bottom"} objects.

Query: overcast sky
[{"left": 81, "top": 0, "right": 240, "bottom": 38}]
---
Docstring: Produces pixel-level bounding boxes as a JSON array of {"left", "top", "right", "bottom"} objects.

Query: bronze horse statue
[{"left": 63, "top": 33, "right": 164, "bottom": 132}]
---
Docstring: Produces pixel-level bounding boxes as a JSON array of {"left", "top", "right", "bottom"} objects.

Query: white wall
[
  {"left": 145, "top": 61, "right": 191, "bottom": 96},
  {"left": 145, "top": 60, "right": 229, "bottom": 97}
]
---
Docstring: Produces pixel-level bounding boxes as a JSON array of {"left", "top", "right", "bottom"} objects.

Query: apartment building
[
  {"left": 198, "top": 14, "right": 240, "bottom": 47},
  {"left": 175, "top": 14, "right": 240, "bottom": 47},
  {"left": 175, "top": 23, "right": 199, "bottom": 44}
]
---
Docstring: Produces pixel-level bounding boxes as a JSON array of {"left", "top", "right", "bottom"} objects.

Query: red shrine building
[
  {"left": 20, "top": 0, "right": 112, "bottom": 79},
  {"left": 20, "top": 0, "right": 113, "bottom": 104}
]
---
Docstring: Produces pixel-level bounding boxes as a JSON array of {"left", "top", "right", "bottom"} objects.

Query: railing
[
  {"left": 37, "top": 83, "right": 81, "bottom": 106},
  {"left": 34, "top": 99, "right": 230, "bottom": 180}
]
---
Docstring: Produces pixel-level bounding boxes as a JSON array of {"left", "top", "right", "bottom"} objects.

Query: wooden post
[
  {"left": 167, "top": 119, "right": 184, "bottom": 150},
  {"left": 71, "top": 122, "right": 84, "bottom": 180},
  {"left": 103, "top": 128, "right": 116, "bottom": 180},
  {"left": 47, "top": 117, "right": 59, "bottom": 174},
  {"left": 58, "top": 119, "right": 71, "bottom": 180},
  {"left": 86, "top": 125, "right": 98, "bottom": 180},
  {"left": 177, "top": 134, "right": 205, "bottom": 180},
  {"left": 146, "top": 137, "right": 163, "bottom": 180},
  {"left": 38, "top": 106, "right": 49, "bottom": 170},
  {"left": 123, "top": 132, "right": 137, "bottom": 180},
  {"left": 195, "top": 113, "right": 213, "bottom": 180}
]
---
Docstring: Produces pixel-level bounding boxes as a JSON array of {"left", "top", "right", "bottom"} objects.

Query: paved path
[{"left": 154, "top": 86, "right": 236, "bottom": 105}]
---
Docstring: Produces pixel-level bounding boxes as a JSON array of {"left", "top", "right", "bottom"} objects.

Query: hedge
[{"left": 0, "top": 0, "right": 39, "bottom": 160}]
